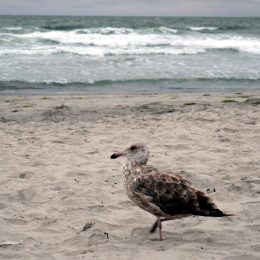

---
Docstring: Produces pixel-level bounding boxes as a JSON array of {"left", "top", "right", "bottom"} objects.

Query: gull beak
[{"left": 110, "top": 152, "right": 124, "bottom": 159}]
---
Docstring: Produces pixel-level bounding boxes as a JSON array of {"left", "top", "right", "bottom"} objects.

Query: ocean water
[{"left": 0, "top": 16, "right": 260, "bottom": 94}]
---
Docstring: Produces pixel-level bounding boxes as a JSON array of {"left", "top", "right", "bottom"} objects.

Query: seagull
[{"left": 111, "top": 143, "right": 231, "bottom": 241}]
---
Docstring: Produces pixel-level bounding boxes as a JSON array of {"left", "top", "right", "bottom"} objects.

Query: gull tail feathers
[{"left": 195, "top": 191, "right": 234, "bottom": 217}]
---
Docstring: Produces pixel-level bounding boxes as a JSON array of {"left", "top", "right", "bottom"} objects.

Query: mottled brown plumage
[{"left": 111, "top": 143, "right": 230, "bottom": 240}]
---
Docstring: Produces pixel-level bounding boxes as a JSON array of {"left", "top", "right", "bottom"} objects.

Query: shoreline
[{"left": 1, "top": 87, "right": 260, "bottom": 96}]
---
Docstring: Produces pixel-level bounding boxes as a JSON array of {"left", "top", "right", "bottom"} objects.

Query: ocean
[{"left": 0, "top": 16, "right": 260, "bottom": 94}]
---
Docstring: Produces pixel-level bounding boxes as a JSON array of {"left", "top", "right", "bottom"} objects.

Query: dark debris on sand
[
  {"left": 82, "top": 222, "right": 94, "bottom": 232},
  {"left": 245, "top": 98, "right": 260, "bottom": 105}
]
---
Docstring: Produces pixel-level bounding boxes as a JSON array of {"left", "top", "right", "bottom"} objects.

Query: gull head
[{"left": 110, "top": 143, "right": 150, "bottom": 165}]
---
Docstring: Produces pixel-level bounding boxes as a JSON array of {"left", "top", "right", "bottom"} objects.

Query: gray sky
[{"left": 0, "top": 0, "right": 260, "bottom": 16}]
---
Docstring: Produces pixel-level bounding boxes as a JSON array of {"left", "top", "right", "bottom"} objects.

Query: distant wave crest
[{"left": 188, "top": 26, "right": 218, "bottom": 31}]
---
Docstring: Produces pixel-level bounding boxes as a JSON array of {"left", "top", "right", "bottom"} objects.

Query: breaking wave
[{"left": 1, "top": 29, "right": 260, "bottom": 56}]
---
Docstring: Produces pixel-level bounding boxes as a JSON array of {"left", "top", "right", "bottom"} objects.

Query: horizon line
[{"left": 0, "top": 14, "right": 259, "bottom": 18}]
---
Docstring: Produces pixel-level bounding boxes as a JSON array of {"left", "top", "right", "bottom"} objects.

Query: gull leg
[
  {"left": 150, "top": 219, "right": 159, "bottom": 233},
  {"left": 158, "top": 217, "right": 162, "bottom": 241},
  {"left": 150, "top": 217, "right": 170, "bottom": 234}
]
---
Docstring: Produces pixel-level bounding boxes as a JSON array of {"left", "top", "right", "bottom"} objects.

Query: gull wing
[{"left": 133, "top": 165, "right": 225, "bottom": 217}]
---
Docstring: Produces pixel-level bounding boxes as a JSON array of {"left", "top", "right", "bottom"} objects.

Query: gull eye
[{"left": 130, "top": 145, "right": 138, "bottom": 151}]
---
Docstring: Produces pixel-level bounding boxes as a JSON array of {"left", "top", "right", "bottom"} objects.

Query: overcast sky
[{"left": 0, "top": 0, "right": 260, "bottom": 16}]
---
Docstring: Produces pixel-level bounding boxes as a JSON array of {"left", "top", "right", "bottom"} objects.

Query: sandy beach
[{"left": 0, "top": 91, "right": 260, "bottom": 260}]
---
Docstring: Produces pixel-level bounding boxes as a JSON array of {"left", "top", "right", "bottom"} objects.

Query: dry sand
[{"left": 0, "top": 92, "right": 260, "bottom": 260}]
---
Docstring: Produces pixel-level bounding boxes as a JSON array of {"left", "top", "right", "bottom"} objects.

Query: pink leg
[
  {"left": 150, "top": 218, "right": 170, "bottom": 234},
  {"left": 158, "top": 217, "right": 162, "bottom": 241}
]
